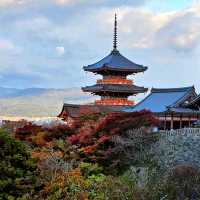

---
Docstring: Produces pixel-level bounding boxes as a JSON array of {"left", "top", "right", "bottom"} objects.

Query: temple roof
[
  {"left": 186, "top": 94, "right": 200, "bottom": 109},
  {"left": 168, "top": 107, "right": 200, "bottom": 114},
  {"left": 83, "top": 14, "right": 147, "bottom": 74},
  {"left": 124, "top": 86, "right": 196, "bottom": 113},
  {"left": 82, "top": 84, "right": 148, "bottom": 94},
  {"left": 83, "top": 50, "right": 147, "bottom": 73},
  {"left": 58, "top": 104, "right": 125, "bottom": 118}
]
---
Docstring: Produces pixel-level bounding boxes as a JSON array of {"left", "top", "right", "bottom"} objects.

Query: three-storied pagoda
[
  {"left": 58, "top": 14, "right": 148, "bottom": 121},
  {"left": 82, "top": 14, "right": 148, "bottom": 106}
]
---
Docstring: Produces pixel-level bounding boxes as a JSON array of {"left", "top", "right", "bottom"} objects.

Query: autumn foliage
[
  {"left": 3, "top": 109, "right": 200, "bottom": 199},
  {"left": 15, "top": 123, "right": 74, "bottom": 148},
  {"left": 67, "top": 110, "right": 159, "bottom": 173},
  {"left": 13, "top": 110, "right": 159, "bottom": 174}
]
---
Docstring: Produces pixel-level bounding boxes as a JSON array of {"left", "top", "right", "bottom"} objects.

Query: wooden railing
[{"left": 97, "top": 78, "right": 133, "bottom": 85}]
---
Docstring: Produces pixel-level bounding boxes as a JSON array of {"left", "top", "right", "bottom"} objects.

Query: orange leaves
[
  {"left": 31, "top": 132, "right": 47, "bottom": 147},
  {"left": 31, "top": 150, "right": 63, "bottom": 160},
  {"left": 42, "top": 167, "right": 86, "bottom": 198},
  {"left": 81, "top": 145, "right": 97, "bottom": 155}
]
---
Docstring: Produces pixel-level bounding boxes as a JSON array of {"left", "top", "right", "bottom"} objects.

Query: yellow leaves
[{"left": 30, "top": 131, "right": 47, "bottom": 147}]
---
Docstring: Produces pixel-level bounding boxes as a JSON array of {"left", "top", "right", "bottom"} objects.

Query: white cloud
[
  {"left": 0, "top": 0, "right": 149, "bottom": 9},
  {"left": 54, "top": 0, "right": 80, "bottom": 5},
  {"left": 102, "top": 4, "right": 200, "bottom": 52},
  {"left": 0, "top": 38, "right": 22, "bottom": 55},
  {"left": 53, "top": 0, "right": 148, "bottom": 7},
  {"left": 0, "top": 0, "right": 15, "bottom": 7},
  {"left": 56, "top": 46, "right": 65, "bottom": 56},
  {"left": 1, "top": 0, "right": 200, "bottom": 89},
  {"left": 0, "top": 38, "right": 15, "bottom": 50},
  {"left": 0, "top": 0, "right": 31, "bottom": 7},
  {"left": 12, "top": 3, "right": 200, "bottom": 53}
]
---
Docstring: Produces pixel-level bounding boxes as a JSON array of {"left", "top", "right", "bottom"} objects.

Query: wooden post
[
  {"left": 189, "top": 116, "right": 191, "bottom": 127},
  {"left": 164, "top": 114, "right": 167, "bottom": 130},
  {"left": 170, "top": 114, "right": 174, "bottom": 130},
  {"left": 180, "top": 115, "right": 182, "bottom": 129}
]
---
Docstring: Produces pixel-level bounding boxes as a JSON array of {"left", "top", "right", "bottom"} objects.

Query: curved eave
[
  {"left": 164, "top": 107, "right": 200, "bottom": 116},
  {"left": 83, "top": 65, "right": 148, "bottom": 74},
  {"left": 82, "top": 85, "right": 148, "bottom": 94}
]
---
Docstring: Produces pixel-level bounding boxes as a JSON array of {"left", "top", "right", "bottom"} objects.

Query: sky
[{"left": 0, "top": 0, "right": 200, "bottom": 94}]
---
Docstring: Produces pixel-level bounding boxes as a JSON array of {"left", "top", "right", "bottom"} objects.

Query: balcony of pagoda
[
  {"left": 95, "top": 98, "right": 134, "bottom": 106},
  {"left": 97, "top": 78, "right": 133, "bottom": 85}
]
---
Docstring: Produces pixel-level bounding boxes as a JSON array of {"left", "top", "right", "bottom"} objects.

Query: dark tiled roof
[
  {"left": 168, "top": 107, "right": 200, "bottom": 114},
  {"left": 83, "top": 50, "right": 147, "bottom": 73},
  {"left": 82, "top": 84, "right": 148, "bottom": 94},
  {"left": 58, "top": 104, "right": 126, "bottom": 118},
  {"left": 151, "top": 87, "right": 195, "bottom": 93},
  {"left": 124, "top": 86, "right": 196, "bottom": 113}
]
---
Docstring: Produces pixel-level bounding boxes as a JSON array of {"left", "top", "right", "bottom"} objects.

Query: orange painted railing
[
  {"left": 97, "top": 78, "right": 133, "bottom": 85},
  {"left": 95, "top": 99, "right": 134, "bottom": 106}
]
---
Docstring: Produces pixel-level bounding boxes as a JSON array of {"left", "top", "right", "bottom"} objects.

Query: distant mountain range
[{"left": 0, "top": 87, "right": 97, "bottom": 117}]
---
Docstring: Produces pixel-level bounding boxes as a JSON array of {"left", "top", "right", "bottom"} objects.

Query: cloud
[
  {"left": 54, "top": 0, "right": 80, "bottom": 5},
  {"left": 0, "top": 1, "right": 200, "bottom": 90},
  {"left": 0, "top": 38, "right": 15, "bottom": 49},
  {"left": 0, "top": 0, "right": 32, "bottom": 8},
  {"left": 108, "top": 4, "right": 200, "bottom": 53},
  {"left": 54, "top": 0, "right": 148, "bottom": 7},
  {"left": 0, "top": 38, "right": 21, "bottom": 55},
  {"left": 156, "top": 6, "right": 200, "bottom": 52},
  {"left": 56, "top": 46, "right": 65, "bottom": 56},
  {"left": 0, "top": 0, "right": 15, "bottom": 7},
  {"left": 0, "top": 0, "right": 148, "bottom": 9}
]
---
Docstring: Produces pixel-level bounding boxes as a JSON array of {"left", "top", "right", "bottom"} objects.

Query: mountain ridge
[{"left": 0, "top": 87, "right": 97, "bottom": 117}]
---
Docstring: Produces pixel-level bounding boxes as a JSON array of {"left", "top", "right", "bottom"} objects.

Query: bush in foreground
[
  {"left": 0, "top": 129, "right": 39, "bottom": 200},
  {"left": 68, "top": 110, "right": 159, "bottom": 174}
]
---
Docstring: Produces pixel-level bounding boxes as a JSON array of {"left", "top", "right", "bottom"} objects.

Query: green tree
[{"left": 0, "top": 129, "right": 39, "bottom": 200}]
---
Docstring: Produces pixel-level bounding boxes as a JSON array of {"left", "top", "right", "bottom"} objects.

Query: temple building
[
  {"left": 125, "top": 86, "right": 200, "bottom": 130},
  {"left": 82, "top": 14, "right": 147, "bottom": 106},
  {"left": 58, "top": 14, "right": 200, "bottom": 130}
]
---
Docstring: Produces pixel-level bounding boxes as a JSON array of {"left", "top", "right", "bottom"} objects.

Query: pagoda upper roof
[
  {"left": 83, "top": 50, "right": 148, "bottom": 73},
  {"left": 82, "top": 84, "right": 148, "bottom": 94}
]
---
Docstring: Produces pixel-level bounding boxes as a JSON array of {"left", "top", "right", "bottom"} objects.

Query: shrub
[
  {"left": 67, "top": 110, "right": 159, "bottom": 174},
  {"left": 15, "top": 123, "right": 74, "bottom": 148},
  {"left": 0, "top": 129, "right": 39, "bottom": 199},
  {"left": 15, "top": 123, "right": 43, "bottom": 141}
]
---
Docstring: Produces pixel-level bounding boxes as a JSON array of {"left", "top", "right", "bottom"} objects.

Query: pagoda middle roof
[
  {"left": 83, "top": 50, "right": 147, "bottom": 73},
  {"left": 82, "top": 84, "right": 148, "bottom": 94}
]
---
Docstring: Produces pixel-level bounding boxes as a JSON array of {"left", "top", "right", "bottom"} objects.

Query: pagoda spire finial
[{"left": 113, "top": 13, "right": 118, "bottom": 51}]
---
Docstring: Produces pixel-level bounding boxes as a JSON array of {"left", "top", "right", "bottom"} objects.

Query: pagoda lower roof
[
  {"left": 82, "top": 84, "right": 148, "bottom": 94},
  {"left": 83, "top": 50, "right": 147, "bottom": 73}
]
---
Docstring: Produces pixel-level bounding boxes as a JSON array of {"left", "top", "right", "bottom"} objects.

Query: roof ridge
[{"left": 151, "top": 86, "right": 194, "bottom": 93}]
